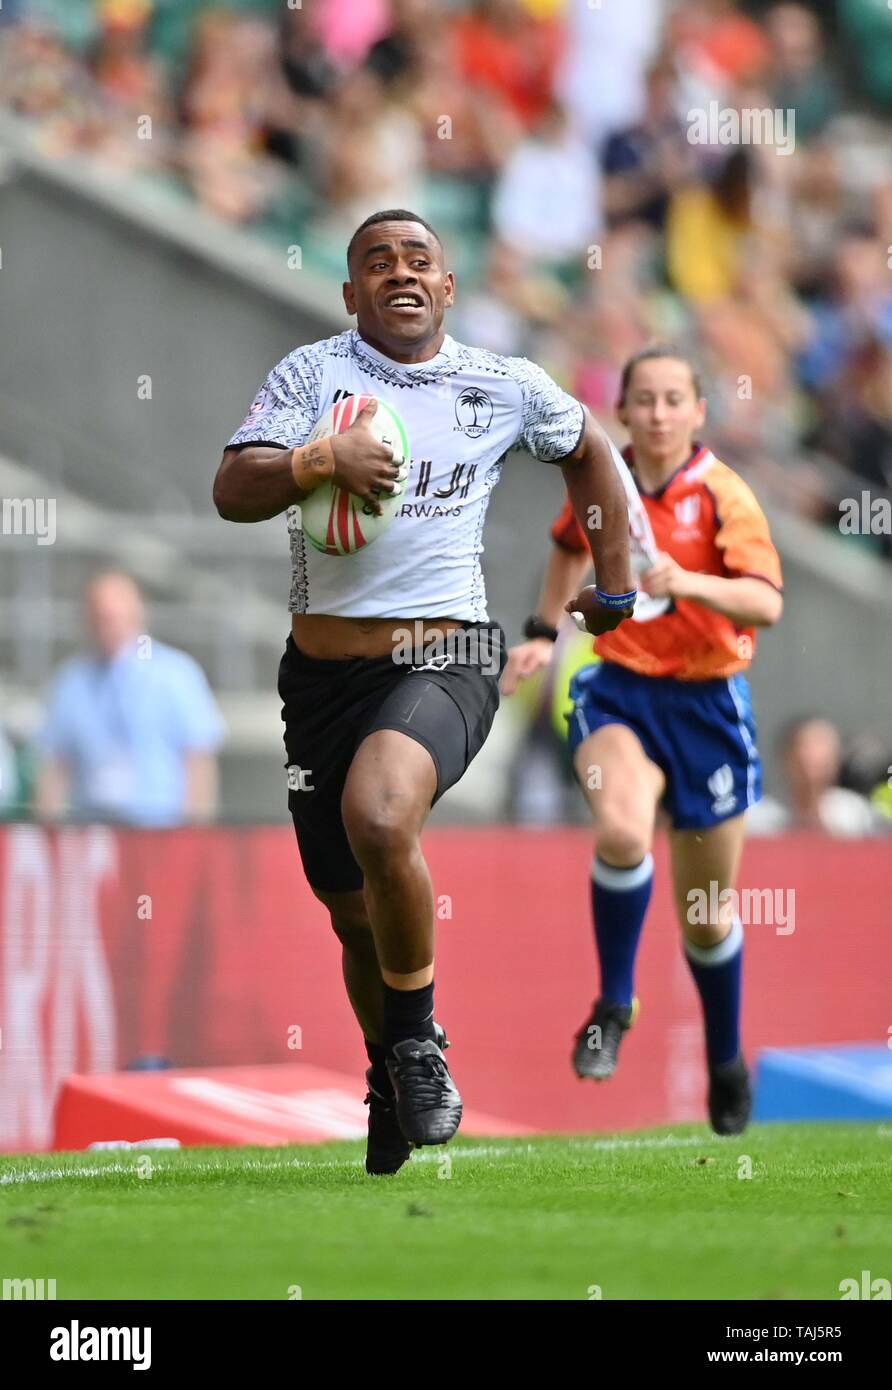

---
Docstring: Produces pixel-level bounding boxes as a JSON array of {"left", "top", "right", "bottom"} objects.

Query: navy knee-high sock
[
  {"left": 590, "top": 854, "right": 654, "bottom": 1008},
  {"left": 684, "top": 916, "right": 743, "bottom": 1066}
]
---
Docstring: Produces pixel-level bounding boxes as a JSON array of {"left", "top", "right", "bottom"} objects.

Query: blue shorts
[{"left": 567, "top": 661, "right": 761, "bottom": 831}]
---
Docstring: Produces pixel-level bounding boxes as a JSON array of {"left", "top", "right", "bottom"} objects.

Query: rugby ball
[{"left": 299, "top": 394, "right": 410, "bottom": 555}]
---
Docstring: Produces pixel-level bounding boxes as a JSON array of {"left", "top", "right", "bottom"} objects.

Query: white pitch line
[
  {"left": 0, "top": 1134, "right": 706, "bottom": 1185},
  {"left": 0, "top": 1161, "right": 135, "bottom": 1184}
]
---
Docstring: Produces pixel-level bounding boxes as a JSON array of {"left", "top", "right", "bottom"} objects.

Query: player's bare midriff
[{"left": 291, "top": 612, "right": 464, "bottom": 660}]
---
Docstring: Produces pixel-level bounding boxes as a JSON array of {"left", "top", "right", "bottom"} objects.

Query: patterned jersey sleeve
[
  {"left": 509, "top": 358, "right": 586, "bottom": 462},
  {"left": 550, "top": 494, "right": 589, "bottom": 553},
  {"left": 226, "top": 342, "right": 326, "bottom": 450},
  {"left": 708, "top": 466, "right": 783, "bottom": 591}
]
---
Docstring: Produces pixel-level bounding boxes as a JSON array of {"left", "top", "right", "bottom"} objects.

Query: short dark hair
[
  {"left": 618, "top": 344, "right": 702, "bottom": 406},
  {"left": 346, "top": 209, "right": 443, "bottom": 272}
]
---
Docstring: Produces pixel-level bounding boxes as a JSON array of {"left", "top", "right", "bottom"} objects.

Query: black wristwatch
[{"left": 522, "top": 614, "right": 559, "bottom": 642}]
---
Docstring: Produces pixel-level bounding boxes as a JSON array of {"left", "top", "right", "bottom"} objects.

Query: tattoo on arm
[{"left": 303, "top": 442, "right": 332, "bottom": 474}]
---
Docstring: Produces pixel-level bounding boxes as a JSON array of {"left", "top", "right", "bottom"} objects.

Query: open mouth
[{"left": 383, "top": 292, "right": 425, "bottom": 315}]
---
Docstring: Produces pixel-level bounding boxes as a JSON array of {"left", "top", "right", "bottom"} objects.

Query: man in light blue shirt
[{"left": 35, "top": 572, "right": 225, "bottom": 827}]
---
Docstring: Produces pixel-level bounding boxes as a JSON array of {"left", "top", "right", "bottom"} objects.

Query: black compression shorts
[{"left": 277, "top": 621, "right": 507, "bottom": 893}]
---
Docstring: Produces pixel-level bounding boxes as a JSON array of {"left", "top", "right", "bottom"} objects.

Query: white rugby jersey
[{"left": 227, "top": 328, "right": 585, "bottom": 620}]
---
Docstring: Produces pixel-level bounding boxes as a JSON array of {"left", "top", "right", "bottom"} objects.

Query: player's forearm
[
  {"left": 213, "top": 446, "right": 308, "bottom": 523},
  {"left": 534, "top": 544, "right": 592, "bottom": 627},
  {"left": 561, "top": 418, "right": 634, "bottom": 597},
  {"left": 681, "top": 573, "right": 783, "bottom": 626}
]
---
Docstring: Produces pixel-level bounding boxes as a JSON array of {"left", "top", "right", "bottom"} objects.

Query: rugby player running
[{"left": 214, "top": 211, "right": 635, "bottom": 1174}]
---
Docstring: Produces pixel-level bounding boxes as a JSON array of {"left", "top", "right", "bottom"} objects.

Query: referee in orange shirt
[{"left": 504, "top": 345, "right": 783, "bottom": 1134}]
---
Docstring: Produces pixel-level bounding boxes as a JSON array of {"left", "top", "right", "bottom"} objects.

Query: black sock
[
  {"left": 383, "top": 981, "right": 436, "bottom": 1051},
  {"left": 364, "top": 1038, "right": 393, "bottom": 1098}
]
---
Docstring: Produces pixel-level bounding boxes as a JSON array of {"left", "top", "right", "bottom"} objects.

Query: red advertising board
[{"left": 0, "top": 824, "right": 888, "bottom": 1152}]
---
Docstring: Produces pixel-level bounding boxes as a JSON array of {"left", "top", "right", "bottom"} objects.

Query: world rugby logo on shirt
[
  {"left": 454, "top": 388, "right": 493, "bottom": 438},
  {"left": 708, "top": 764, "right": 737, "bottom": 816},
  {"left": 672, "top": 493, "right": 702, "bottom": 541}
]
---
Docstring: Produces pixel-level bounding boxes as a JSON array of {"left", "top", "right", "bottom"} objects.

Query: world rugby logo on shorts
[
  {"left": 454, "top": 388, "right": 493, "bottom": 438},
  {"left": 708, "top": 763, "right": 737, "bottom": 816}
]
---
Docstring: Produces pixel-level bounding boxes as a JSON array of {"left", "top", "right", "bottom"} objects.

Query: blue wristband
[{"left": 595, "top": 587, "right": 638, "bottom": 610}]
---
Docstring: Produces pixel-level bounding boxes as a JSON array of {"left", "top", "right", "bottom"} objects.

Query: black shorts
[{"left": 277, "top": 621, "right": 507, "bottom": 893}]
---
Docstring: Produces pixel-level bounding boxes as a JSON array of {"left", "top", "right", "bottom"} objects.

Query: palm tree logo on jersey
[{"left": 454, "top": 387, "right": 493, "bottom": 438}]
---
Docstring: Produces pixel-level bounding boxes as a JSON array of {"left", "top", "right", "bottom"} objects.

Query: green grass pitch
[{"left": 2, "top": 1124, "right": 890, "bottom": 1300}]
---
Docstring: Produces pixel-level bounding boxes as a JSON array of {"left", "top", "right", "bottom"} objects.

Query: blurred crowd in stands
[{"left": 2, "top": 0, "right": 891, "bottom": 557}]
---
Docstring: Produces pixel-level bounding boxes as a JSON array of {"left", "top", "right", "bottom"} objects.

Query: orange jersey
[{"left": 551, "top": 445, "right": 783, "bottom": 680}]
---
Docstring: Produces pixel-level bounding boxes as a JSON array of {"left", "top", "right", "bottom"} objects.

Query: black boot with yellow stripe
[{"left": 572, "top": 997, "right": 639, "bottom": 1080}]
